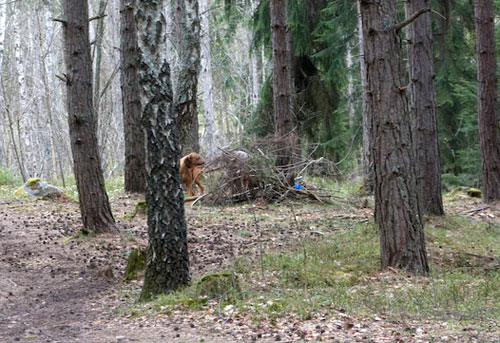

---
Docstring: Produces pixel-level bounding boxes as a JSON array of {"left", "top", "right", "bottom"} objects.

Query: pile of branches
[{"left": 194, "top": 141, "right": 342, "bottom": 205}]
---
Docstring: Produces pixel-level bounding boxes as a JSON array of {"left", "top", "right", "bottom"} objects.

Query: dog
[{"left": 180, "top": 152, "right": 206, "bottom": 197}]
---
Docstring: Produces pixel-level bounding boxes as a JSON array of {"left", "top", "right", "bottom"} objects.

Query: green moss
[
  {"left": 125, "top": 201, "right": 147, "bottom": 220},
  {"left": 197, "top": 272, "right": 241, "bottom": 298},
  {"left": 13, "top": 187, "right": 28, "bottom": 198},
  {"left": 467, "top": 188, "right": 481, "bottom": 198},
  {"left": 123, "top": 248, "right": 147, "bottom": 282},
  {"left": 135, "top": 201, "right": 147, "bottom": 216},
  {"left": 26, "top": 178, "right": 42, "bottom": 189}
]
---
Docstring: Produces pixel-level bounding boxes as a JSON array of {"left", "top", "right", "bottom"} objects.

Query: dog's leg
[{"left": 193, "top": 168, "right": 205, "bottom": 194}]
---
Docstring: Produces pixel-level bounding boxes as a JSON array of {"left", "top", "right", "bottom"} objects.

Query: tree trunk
[
  {"left": 249, "top": 0, "right": 260, "bottom": 110},
  {"left": 360, "top": 0, "right": 429, "bottom": 275},
  {"left": 135, "top": 0, "right": 190, "bottom": 300},
  {"left": 2, "top": 102, "right": 26, "bottom": 182},
  {"left": 474, "top": 0, "right": 500, "bottom": 203},
  {"left": 62, "top": 0, "right": 117, "bottom": 233},
  {"left": 358, "top": 1, "right": 373, "bottom": 194},
  {"left": 405, "top": 0, "right": 443, "bottom": 215},
  {"left": 174, "top": 0, "right": 201, "bottom": 156},
  {"left": 270, "top": 0, "right": 297, "bottom": 177},
  {"left": 120, "top": 0, "right": 146, "bottom": 193},
  {"left": 93, "top": 0, "right": 108, "bottom": 122},
  {"left": 199, "top": 0, "right": 218, "bottom": 160},
  {"left": 35, "top": 12, "right": 65, "bottom": 186}
]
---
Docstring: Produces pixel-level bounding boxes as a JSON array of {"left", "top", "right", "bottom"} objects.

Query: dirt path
[{"left": 0, "top": 198, "right": 221, "bottom": 343}]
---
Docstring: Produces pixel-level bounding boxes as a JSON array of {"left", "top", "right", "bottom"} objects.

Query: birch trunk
[
  {"left": 93, "top": 0, "right": 108, "bottom": 122},
  {"left": 135, "top": 0, "right": 190, "bottom": 300},
  {"left": 199, "top": 0, "right": 218, "bottom": 160},
  {"left": 35, "top": 11, "right": 65, "bottom": 184},
  {"left": 174, "top": 0, "right": 201, "bottom": 156},
  {"left": 358, "top": 0, "right": 373, "bottom": 194}
]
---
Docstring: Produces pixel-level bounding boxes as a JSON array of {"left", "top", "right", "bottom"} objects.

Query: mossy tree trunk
[
  {"left": 120, "top": 0, "right": 146, "bottom": 193},
  {"left": 135, "top": 0, "right": 190, "bottom": 300},
  {"left": 360, "top": 0, "right": 429, "bottom": 275},
  {"left": 62, "top": 0, "right": 117, "bottom": 233},
  {"left": 474, "top": 0, "right": 500, "bottom": 203}
]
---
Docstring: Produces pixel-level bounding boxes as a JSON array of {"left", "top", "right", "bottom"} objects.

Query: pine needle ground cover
[
  {"left": 1, "top": 179, "right": 498, "bottom": 342},
  {"left": 121, "top": 182, "right": 499, "bottom": 342}
]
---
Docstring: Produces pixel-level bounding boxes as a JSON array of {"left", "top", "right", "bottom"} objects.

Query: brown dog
[{"left": 180, "top": 152, "right": 205, "bottom": 197}]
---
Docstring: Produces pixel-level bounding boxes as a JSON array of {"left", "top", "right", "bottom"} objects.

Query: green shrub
[{"left": 0, "top": 169, "right": 18, "bottom": 186}]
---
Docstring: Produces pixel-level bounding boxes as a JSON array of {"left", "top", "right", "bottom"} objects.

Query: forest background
[
  {"left": 0, "top": 0, "right": 485, "bottom": 189},
  {"left": 0, "top": 1, "right": 499, "bottom": 342}
]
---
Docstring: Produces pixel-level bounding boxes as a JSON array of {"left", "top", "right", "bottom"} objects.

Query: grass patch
[
  {"left": 0, "top": 168, "right": 22, "bottom": 197},
  {"left": 115, "top": 193, "right": 498, "bottom": 331},
  {"left": 230, "top": 216, "right": 500, "bottom": 324},
  {"left": 147, "top": 274, "right": 242, "bottom": 314}
]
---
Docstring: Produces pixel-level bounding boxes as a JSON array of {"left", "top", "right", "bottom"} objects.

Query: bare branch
[
  {"left": 55, "top": 74, "right": 69, "bottom": 83},
  {"left": 89, "top": 14, "right": 107, "bottom": 22},
  {"left": 0, "top": 0, "right": 22, "bottom": 6},
  {"left": 387, "top": 8, "right": 430, "bottom": 32},
  {"left": 431, "top": 9, "right": 446, "bottom": 20},
  {"left": 51, "top": 18, "right": 67, "bottom": 24}
]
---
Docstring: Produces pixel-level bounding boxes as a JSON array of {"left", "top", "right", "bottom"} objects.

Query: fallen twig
[{"left": 463, "top": 206, "right": 490, "bottom": 216}]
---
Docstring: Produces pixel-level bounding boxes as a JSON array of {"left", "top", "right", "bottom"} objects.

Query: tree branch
[
  {"left": 55, "top": 74, "right": 69, "bottom": 84},
  {"left": 89, "top": 14, "right": 107, "bottom": 22},
  {"left": 387, "top": 8, "right": 430, "bottom": 32},
  {"left": 51, "top": 18, "right": 67, "bottom": 24}
]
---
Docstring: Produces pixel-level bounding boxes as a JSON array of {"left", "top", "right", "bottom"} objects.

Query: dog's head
[{"left": 183, "top": 153, "right": 205, "bottom": 168}]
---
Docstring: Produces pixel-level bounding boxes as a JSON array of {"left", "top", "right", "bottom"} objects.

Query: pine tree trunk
[
  {"left": 271, "top": 0, "right": 297, "bottom": 177},
  {"left": 360, "top": 0, "right": 429, "bottom": 275},
  {"left": 474, "top": 0, "right": 500, "bottom": 203},
  {"left": 174, "top": 0, "right": 201, "bottom": 156},
  {"left": 405, "top": 0, "right": 443, "bottom": 215},
  {"left": 62, "top": 0, "right": 117, "bottom": 233},
  {"left": 199, "top": 0, "right": 218, "bottom": 160},
  {"left": 120, "top": 0, "right": 146, "bottom": 193},
  {"left": 135, "top": 0, "right": 190, "bottom": 300}
]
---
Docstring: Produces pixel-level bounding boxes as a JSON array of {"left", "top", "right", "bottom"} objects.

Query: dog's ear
[{"left": 184, "top": 154, "right": 193, "bottom": 168}]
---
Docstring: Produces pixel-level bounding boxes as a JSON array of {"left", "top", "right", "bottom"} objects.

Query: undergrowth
[{"left": 139, "top": 206, "right": 499, "bottom": 328}]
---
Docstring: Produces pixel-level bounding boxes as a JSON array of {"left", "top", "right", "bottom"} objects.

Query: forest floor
[{"left": 0, "top": 187, "right": 499, "bottom": 343}]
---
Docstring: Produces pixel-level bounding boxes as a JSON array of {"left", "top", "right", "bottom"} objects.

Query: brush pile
[{"left": 194, "top": 144, "right": 340, "bottom": 205}]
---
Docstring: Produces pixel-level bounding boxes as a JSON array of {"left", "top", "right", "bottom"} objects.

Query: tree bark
[
  {"left": 360, "top": 0, "right": 429, "bottom": 275},
  {"left": 199, "top": 0, "right": 218, "bottom": 160},
  {"left": 135, "top": 0, "right": 190, "bottom": 300},
  {"left": 405, "top": 0, "right": 443, "bottom": 215},
  {"left": 120, "top": 0, "right": 146, "bottom": 193},
  {"left": 474, "top": 0, "right": 500, "bottom": 203},
  {"left": 62, "top": 0, "right": 117, "bottom": 233},
  {"left": 174, "top": 0, "right": 201, "bottom": 156},
  {"left": 270, "top": 0, "right": 298, "bottom": 177},
  {"left": 93, "top": 0, "right": 108, "bottom": 122},
  {"left": 358, "top": 1, "right": 373, "bottom": 194}
]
